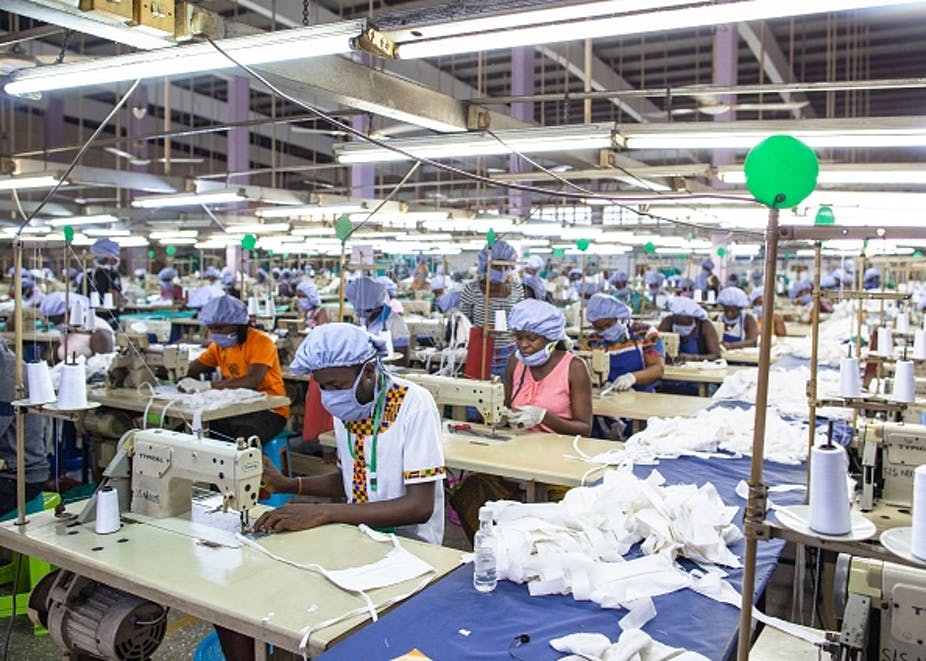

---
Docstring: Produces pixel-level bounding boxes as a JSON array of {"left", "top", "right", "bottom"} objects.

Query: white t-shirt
[{"left": 333, "top": 375, "right": 445, "bottom": 545}]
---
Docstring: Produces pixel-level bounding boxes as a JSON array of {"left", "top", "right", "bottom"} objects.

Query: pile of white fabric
[
  {"left": 149, "top": 386, "right": 267, "bottom": 411},
  {"left": 712, "top": 365, "right": 850, "bottom": 421},
  {"left": 777, "top": 302, "right": 859, "bottom": 367},
  {"left": 551, "top": 630, "right": 708, "bottom": 661},
  {"left": 486, "top": 469, "right": 744, "bottom": 626}
]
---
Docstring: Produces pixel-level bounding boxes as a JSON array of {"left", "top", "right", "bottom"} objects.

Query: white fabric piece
[
  {"left": 618, "top": 597, "right": 657, "bottom": 631},
  {"left": 550, "top": 629, "right": 709, "bottom": 661},
  {"left": 712, "top": 366, "right": 851, "bottom": 421},
  {"left": 777, "top": 302, "right": 860, "bottom": 367},
  {"left": 324, "top": 531, "right": 435, "bottom": 592},
  {"left": 49, "top": 351, "right": 115, "bottom": 388},
  {"left": 177, "top": 377, "right": 211, "bottom": 393},
  {"left": 734, "top": 480, "right": 806, "bottom": 511}
]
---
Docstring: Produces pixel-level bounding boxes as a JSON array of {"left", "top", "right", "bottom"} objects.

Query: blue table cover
[{"left": 318, "top": 456, "right": 807, "bottom": 661}]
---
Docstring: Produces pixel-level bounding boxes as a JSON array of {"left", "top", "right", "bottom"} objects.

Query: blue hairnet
[
  {"left": 290, "top": 323, "right": 386, "bottom": 375},
  {"left": 40, "top": 291, "right": 70, "bottom": 317},
  {"left": 586, "top": 293, "right": 631, "bottom": 322},
  {"left": 644, "top": 270, "right": 664, "bottom": 287},
  {"left": 568, "top": 268, "right": 583, "bottom": 279},
  {"left": 198, "top": 295, "right": 248, "bottom": 326},
  {"left": 717, "top": 286, "right": 749, "bottom": 308},
  {"left": 158, "top": 267, "right": 176, "bottom": 281},
  {"left": 667, "top": 296, "right": 708, "bottom": 320},
  {"left": 346, "top": 277, "right": 387, "bottom": 315},
  {"left": 257, "top": 268, "right": 268, "bottom": 280},
  {"left": 749, "top": 289, "right": 764, "bottom": 304},
  {"left": 21, "top": 276, "right": 35, "bottom": 290},
  {"left": 477, "top": 240, "right": 517, "bottom": 274},
  {"left": 918, "top": 296, "right": 926, "bottom": 312},
  {"left": 90, "top": 238, "right": 120, "bottom": 259},
  {"left": 788, "top": 279, "right": 813, "bottom": 299},
  {"left": 429, "top": 275, "right": 447, "bottom": 291},
  {"left": 204, "top": 266, "right": 221, "bottom": 280},
  {"left": 820, "top": 275, "right": 838, "bottom": 289},
  {"left": 507, "top": 299, "right": 566, "bottom": 341},
  {"left": 271, "top": 267, "right": 281, "bottom": 277},
  {"left": 67, "top": 267, "right": 78, "bottom": 279},
  {"left": 436, "top": 290, "right": 461, "bottom": 313},
  {"left": 831, "top": 268, "right": 846, "bottom": 283},
  {"left": 751, "top": 270, "right": 763, "bottom": 284},
  {"left": 296, "top": 280, "right": 321, "bottom": 308},
  {"left": 609, "top": 271, "right": 628, "bottom": 286},
  {"left": 525, "top": 255, "right": 544, "bottom": 271},
  {"left": 521, "top": 274, "right": 547, "bottom": 300},
  {"left": 677, "top": 277, "right": 694, "bottom": 289},
  {"left": 701, "top": 258, "right": 715, "bottom": 270},
  {"left": 221, "top": 273, "right": 236, "bottom": 287},
  {"left": 375, "top": 276, "right": 397, "bottom": 298},
  {"left": 864, "top": 267, "right": 881, "bottom": 281},
  {"left": 578, "top": 281, "right": 602, "bottom": 297}
]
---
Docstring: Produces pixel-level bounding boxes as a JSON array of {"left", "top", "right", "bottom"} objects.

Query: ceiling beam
[{"left": 737, "top": 22, "right": 816, "bottom": 119}]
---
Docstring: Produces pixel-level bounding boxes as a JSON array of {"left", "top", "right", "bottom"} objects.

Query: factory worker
[
  {"left": 183, "top": 296, "right": 289, "bottom": 444},
  {"left": 750, "top": 289, "right": 788, "bottom": 337},
  {"left": 346, "top": 277, "right": 410, "bottom": 363},
  {"left": 460, "top": 240, "right": 524, "bottom": 376},
  {"left": 676, "top": 277, "right": 695, "bottom": 298},
  {"left": 523, "top": 254, "right": 545, "bottom": 278},
  {"left": 726, "top": 272, "right": 741, "bottom": 288},
  {"left": 13, "top": 275, "right": 44, "bottom": 309},
  {"left": 694, "top": 258, "right": 715, "bottom": 293},
  {"left": 157, "top": 267, "right": 182, "bottom": 303},
  {"left": 820, "top": 274, "right": 839, "bottom": 291},
  {"left": 40, "top": 292, "right": 115, "bottom": 361},
  {"left": 250, "top": 267, "right": 270, "bottom": 299},
  {"left": 608, "top": 271, "right": 643, "bottom": 313},
  {"left": 122, "top": 268, "right": 147, "bottom": 303},
  {"left": 0, "top": 338, "right": 49, "bottom": 518},
  {"left": 716, "top": 286, "right": 758, "bottom": 349},
  {"left": 750, "top": 269, "right": 763, "bottom": 290},
  {"left": 789, "top": 278, "right": 833, "bottom": 314},
  {"left": 577, "top": 280, "right": 603, "bottom": 300},
  {"left": 584, "top": 294, "right": 665, "bottom": 393},
  {"left": 221, "top": 272, "right": 241, "bottom": 299},
  {"left": 187, "top": 267, "right": 225, "bottom": 309},
  {"left": 521, "top": 273, "right": 552, "bottom": 303},
  {"left": 258, "top": 324, "right": 444, "bottom": 536},
  {"left": 377, "top": 275, "right": 404, "bottom": 316},
  {"left": 85, "top": 238, "right": 122, "bottom": 302},
  {"left": 864, "top": 267, "right": 882, "bottom": 290},
  {"left": 277, "top": 268, "right": 294, "bottom": 298},
  {"left": 295, "top": 280, "right": 329, "bottom": 329},
  {"left": 429, "top": 275, "right": 448, "bottom": 298},
  {"left": 657, "top": 296, "right": 721, "bottom": 362},
  {"left": 436, "top": 290, "right": 462, "bottom": 313},
  {"left": 644, "top": 270, "right": 665, "bottom": 305},
  {"left": 567, "top": 267, "right": 584, "bottom": 284},
  {"left": 504, "top": 299, "right": 592, "bottom": 436}
]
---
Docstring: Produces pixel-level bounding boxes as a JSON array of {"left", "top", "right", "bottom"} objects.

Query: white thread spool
[
  {"left": 896, "top": 311, "right": 910, "bottom": 334},
  {"left": 693, "top": 289, "right": 703, "bottom": 303},
  {"left": 913, "top": 465, "right": 926, "bottom": 560},
  {"left": 913, "top": 329, "right": 926, "bottom": 360},
  {"left": 264, "top": 296, "right": 274, "bottom": 317},
  {"left": 877, "top": 327, "right": 894, "bottom": 357},
  {"left": 494, "top": 309, "right": 508, "bottom": 332},
  {"left": 94, "top": 486, "right": 121, "bottom": 534},
  {"left": 839, "top": 356, "right": 862, "bottom": 398},
  {"left": 809, "top": 444, "right": 853, "bottom": 536},
  {"left": 89, "top": 292, "right": 102, "bottom": 308},
  {"left": 102, "top": 292, "right": 115, "bottom": 309},
  {"left": 83, "top": 305, "right": 96, "bottom": 331},
  {"left": 56, "top": 363, "right": 88, "bottom": 410},
  {"left": 707, "top": 290, "right": 717, "bottom": 304},
  {"left": 247, "top": 297, "right": 260, "bottom": 315},
  {"left": 380, "top": 330, "right": 395, "bottom": 356},
  {"left": 68, "top": 300, "right": 86, "bottom": 328},
  {"left": 26, "top": 361, "right": 55, "bottom": 404},
  {"left": 893, "top": 360, "right": 916, "bottom": 403}
]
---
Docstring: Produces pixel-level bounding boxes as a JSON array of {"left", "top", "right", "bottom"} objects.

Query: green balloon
[
  {"left": 914, "top": 251, "right": 923, "bottom": 258},
  {"left": 165, "top": 245, "right": 176, "bottom": 256},
  {"left": 147, "top": 250, "right": 155, "bottom": 258},
  {"left": 266, "top": 249, "right": 274, "bottom": 256},
  {"left": 576, "top": 238, "right": 590, "bottom": 252},
  {"left": 334, "top": 215, "right": 353, "bottom": 241},
  {"left": 815, "top": 205, "right": 835, "bottom": 225},
  {"left": 241, "top": 234, "right": 257, "bottom": 251},
  {"left": 743, "top": 135, "right": 819, "bottom": 208},
  {"left": 643, "top": 242, "right": 656, "bottom": 254},
  {"left": 553, "top": 248, "right": 565, "bottom": 257},
  {"left": 62, "top": 225, "right": 74, "bottom": 243},
  {"left": 717, "top": 247, "right": 726, "bottom": 258},
  {"left": 486, "top": 229, "right": 497, "bottom": 248}
]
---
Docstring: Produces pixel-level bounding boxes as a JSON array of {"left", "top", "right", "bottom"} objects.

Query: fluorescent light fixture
[
  {"left": 334, "top": 124, "right": 617, "bottom": 164},
  {"left": 132, "top": 189, "right": 246, "bottom": 209},
  {"left": 148, "top": 230, "right": 199, "bottom": 240},
  {"left": 46, "top": 214, "right": 119, "bottom": 227},
  {"left": 1, "top": 225, "right": 50, "bottom": 235},
  {"left": 84, "top": 228, "right": 131, "bottom": 237},
  {"left": 156, "top": 238, "right": 197, "bottom": 245},
  {"left": 0, "top": 173, "right": 67, "bottom": 191},
  {"left": 224, "top": 223, "right": 291, "bottom": 234},
  {"left": 5, "top": 20, "right": 366, "bottom": 96},
  {"left": 115, "top": 237, "right": 150, "bottom": 247},
  {"left": 394, "top": 0, "right": 923, "bottom": 59},
  {"left": 256, "top": 203, "right": 368, "bottom": 219},
  {"left": 718, "top": 163, "right": 926, "bottom": 185},
  {"left": 394, "top": 233, "right": 453, "bottom": 242}
]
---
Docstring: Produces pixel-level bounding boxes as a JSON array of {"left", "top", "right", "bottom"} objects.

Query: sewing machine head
[
  {"left": 660, "top": 332, "right": 680, "bottom": 360},
  {"left": 108, "top": 338, "right": 189, "bottom": 388},
  {"left": 404, "top": 373, "right": 505, "bottom": 426},
  {"left": 130, "top": 429, "right": 262, "bottom": 527},
  {"left": 861, "top": 422, "right": 926, "bottom": 508}
]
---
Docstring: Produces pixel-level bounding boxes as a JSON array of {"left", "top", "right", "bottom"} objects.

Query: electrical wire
[{"left": 344, "top": 161, "right": 420, "bottom": 241}]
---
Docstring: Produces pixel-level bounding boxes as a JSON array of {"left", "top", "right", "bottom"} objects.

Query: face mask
[
  {"left": 321, "top": 363, "right": 377, "bottom": 421},
  {"left": 211, "top": 332, "right": 238, "bottom": 348},
  {"left": 297, "top": 298, "right": 314, "bottom": 311},
  {"left": 722, "top": 312, "right": 741, "bottom": 325},
  {"left": 600, "top": 321, "right": 628, "bottom": 343},
  {"left": 753, "top": 305, "right": 763, "bottom": 318},
  {"left": 516, "top": 342, "right": 555, "bottom": 367},
  {"left": 94, "top": 258, "right": 119, "bottom": 269},
  {"left": 673, "top": 322, "right": 697, "bottom": 337},
  {"left": 797, "top": 294, "right": 812, "bottom": 305},
  {"left": 489, "top": 268, "right": 508, "bottom": 284}
]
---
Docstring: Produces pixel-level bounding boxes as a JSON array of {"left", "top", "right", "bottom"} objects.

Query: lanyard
[{"left": 346, "top": 372, "right": 388, "bottom": 492}]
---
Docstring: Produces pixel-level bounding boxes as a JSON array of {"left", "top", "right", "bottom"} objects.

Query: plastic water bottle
[{"left": 473, "top": 506, "right": 497, "bottom": 592}]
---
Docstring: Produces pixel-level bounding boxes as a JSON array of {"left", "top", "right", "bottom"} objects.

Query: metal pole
[
  {"left": 805, "top": 242, "right": 823, "bottom": 494},
  {"left": 736, "top": 206, "right": 780, "bottom": 661},
  {"left": 481, "top": 254, "right": 493, "bottom": 381},
  {"left": 13, "top": 238, "right": 26, "bottom": 526},
  {"left": 338, "top": 242, "right": 346, "bottom": 323}
]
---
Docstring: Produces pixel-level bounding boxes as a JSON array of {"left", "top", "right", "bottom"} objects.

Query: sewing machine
[
  {"left": 858, "top": 422, "right": 926, "bottom": 510},
  {"left": 577, "top": 350, "right": 611, "bottom": 387},
  {"left": 275, "top": 318, "right": 305, "bottom": 366},
  {"left": 107, "top": 334, "right": 189, "bottom": 388},
  {"left": 661, "top": 332, "right": 680, "bottom": 360},
  {"left": 834, "top": 555, "right": 926, "bottom": 659},
  {"left": 403, "top": 373, "right": 505, "bottom": 427},
  {"left": 79, "top": 429, "right": 263, "bottom": 532}
]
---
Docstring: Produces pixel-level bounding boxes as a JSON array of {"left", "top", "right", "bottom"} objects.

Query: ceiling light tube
[
  {"left": 132, "top": 189, "right": 246, "bottom": 209},
  {"left": 0, "top": 173, "right": 67, "bottom": 191},
  {"left": 5, "top": 20, "right": 366, "bottom": 96},
  {"left": 46, "top": 214, "right": 119, "bottom": 227},
  {"left": 148, "top": 230, "right": 200, "bottom": 239},
  {"left": 225, "top": 223, "right": 291, "bottom": 234},
  {"left": 718, "top": 163, "right": 926, "bottom": 185}
]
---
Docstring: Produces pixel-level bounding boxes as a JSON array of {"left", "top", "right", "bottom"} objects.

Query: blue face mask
[
  {"left": 211, "top": 332, "right": 239, "bottom": 348},
  {"left": 753, "top": 305, "right": 763, "bottom": 318},
  {"left": 489, "top": 268, "right": 508, "bottom": 284},
  {"left": 673, "top": 322, "right": 697, "bottom": 337},
  {"left": 321, "top": 363, "right": 377, "bottom": 421},
  {"left": 600, "top": 321, "right": 628, "bottom": 343},
  {"left": 516, "top": 342, "right": 555, "bottom": 367},
  {"left": 297, "top": 298, "right": 314, "bottom": 312}
]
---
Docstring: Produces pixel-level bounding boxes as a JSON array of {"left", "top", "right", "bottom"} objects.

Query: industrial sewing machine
[
  {"left": 107, "top": 334, "right": 189, "bottom": 388},
  {"left": 833, "top": 555, "right": 926, "bottom": 660},
  {"left": 577, "top": 350, "right": 611, "bottom": 387},
  {"left": 858, "top": 422, "right": 926, "bottom": 511},
  {"left": 79, "top": 428, "right": 263, "bottom": 532},
  {"left": 403, "top": 373, "right": 505, "bottom": 427}
]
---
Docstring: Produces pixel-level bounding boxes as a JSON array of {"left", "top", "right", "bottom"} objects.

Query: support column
[
  {"left": 712, "top": 25, "right": 738, "bottom": 179},
  {"left": 44, "top": 97, "right": 66, "bottom": 163},
  {"left": 351, "top": 53, "right": 375, "bottom": 200},
  {"left": 128, "top": 85, "right": 150, "bottom": 172},
  {"left": 226, "top": 76, "right": 251, "bottom": 184},
  {"left": 508, "top": 46, "right": 534, "bottom": 219}
]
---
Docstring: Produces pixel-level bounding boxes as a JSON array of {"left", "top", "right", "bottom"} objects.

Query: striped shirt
[{"left": 459, "top": 280, "right": 524, "bottom": 350}]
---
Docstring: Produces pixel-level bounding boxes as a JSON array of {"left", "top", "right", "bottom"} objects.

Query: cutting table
[
  {"left": 0, "top": 506, "right": 461, "bottom": 658},
  {"left": 593, "top": 390, "right": 710, "bottom": 432},
  {"left": 87, "top": 387, "right": 291, "bottom": 423},
  {"left": 661, "top": 364, "right": 743, "bottom": 396}
]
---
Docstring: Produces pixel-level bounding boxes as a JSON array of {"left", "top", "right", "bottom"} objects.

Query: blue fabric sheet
[{"left": 318, "top": 456, "right": 807, "bottom": 661}]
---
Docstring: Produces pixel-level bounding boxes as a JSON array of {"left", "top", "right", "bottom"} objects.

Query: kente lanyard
[{"left": 346, "top": 373, "right": 388, "bottom": 492}]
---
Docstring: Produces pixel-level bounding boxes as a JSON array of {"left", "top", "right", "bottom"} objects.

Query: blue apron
[
  {"left": 721, "top": 312, "right": 745, "bottom": 344},
  {"left": 607, "top": 334, "right": 656, "bottom": 393},
  {"left": 678, "top": 331, "right": 700, "bottom": 356}
]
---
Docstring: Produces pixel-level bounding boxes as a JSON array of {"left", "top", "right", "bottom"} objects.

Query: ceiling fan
[{"left": 105, "top": 147, "right": 204, "bottom": 167}]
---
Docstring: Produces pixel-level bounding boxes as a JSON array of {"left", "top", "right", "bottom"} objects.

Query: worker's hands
[
  {"left": 613, "top": 373, "right": 636, "bottom": 391},
  {"left": 252, "top": 503, "right": 329, "bottom": 533},
  {"left": 507, "top": 405, "right": 547, "bottom": 429},
  {"left": 177, "top": 377, "right": 210, "bottom": 394},
  {"left": 260, "top": 455, "right": 289, "bottom": 495}
]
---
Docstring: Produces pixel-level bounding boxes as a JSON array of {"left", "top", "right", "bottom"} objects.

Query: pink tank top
[{"left": 511, "top": 351, "right": 575, "bottom": 433}]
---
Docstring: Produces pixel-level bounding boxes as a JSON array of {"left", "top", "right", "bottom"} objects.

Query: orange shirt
[{"left": 197, "top": 327, "right": 289, "bottom": 418}]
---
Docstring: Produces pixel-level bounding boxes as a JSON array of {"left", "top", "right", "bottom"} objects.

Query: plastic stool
[
  {"left": 0, "top": 491, "right": 62, "bottom": 635},
  {"left": 260, "top": 431, "right": 298, "bottom": 508},
  {"left": 193, "top": 631, "right": 226, "bottom": 661}
]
